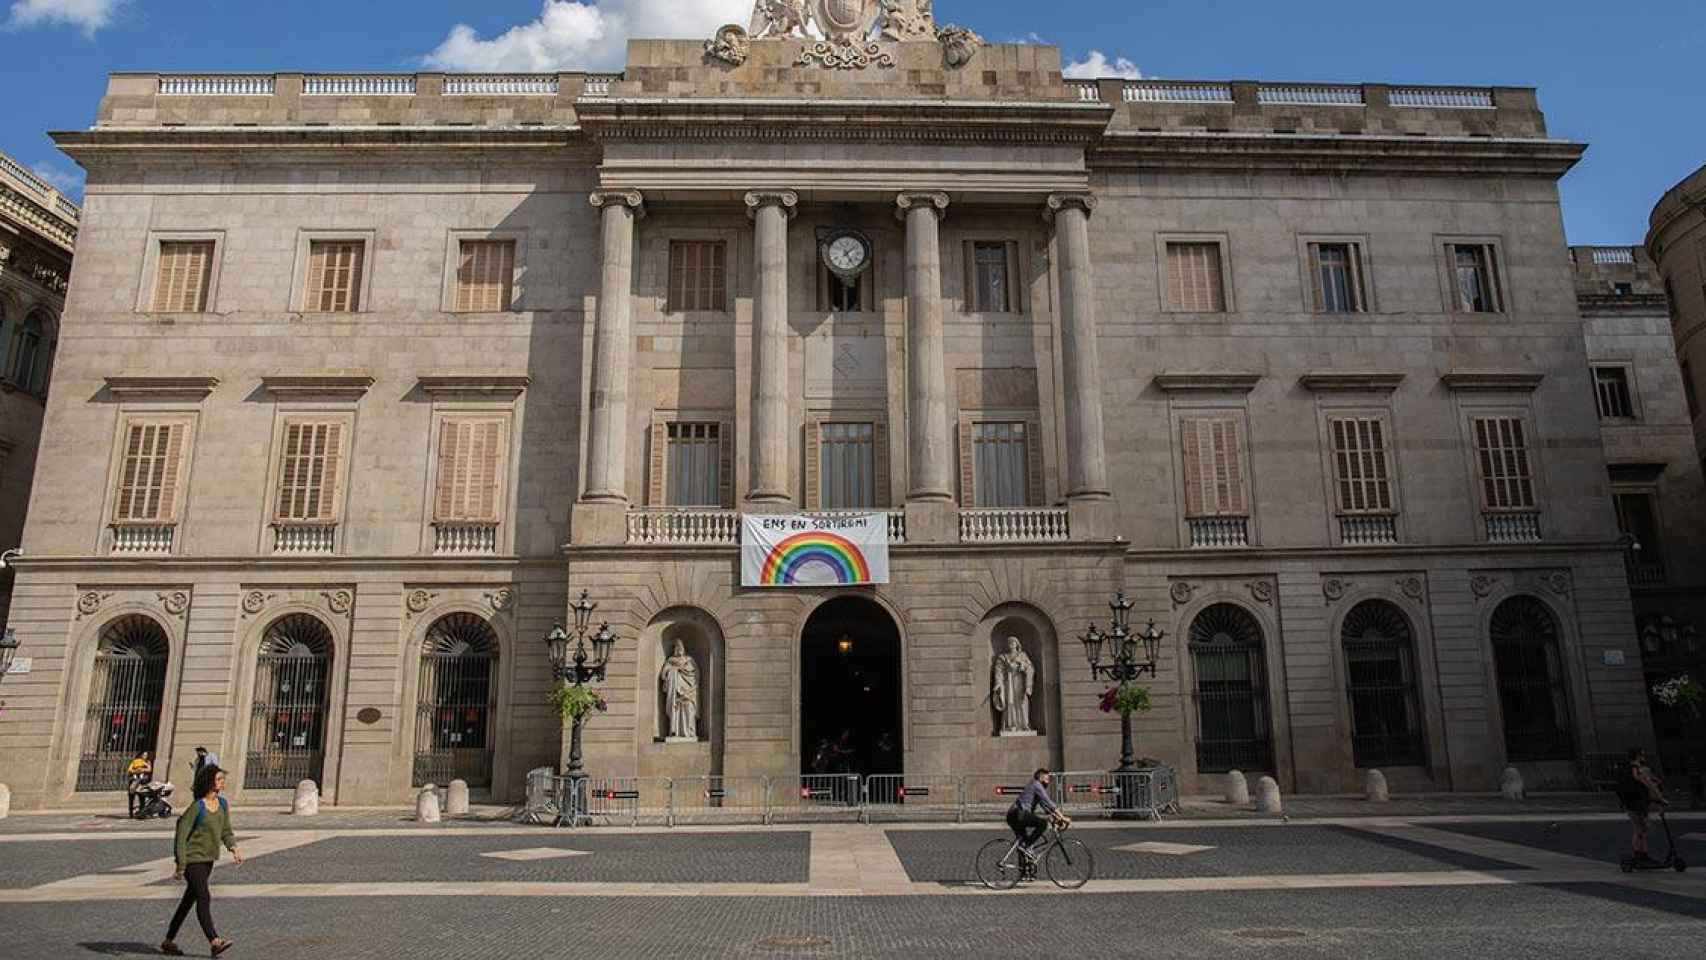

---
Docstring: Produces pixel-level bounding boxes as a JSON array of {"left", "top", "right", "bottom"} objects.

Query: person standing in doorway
[
  {"left": 161, "top": 764, "right": 241, "bottom": 956},
  {"left": 188, "top": 746, "right": 219, "bottom": 781}
]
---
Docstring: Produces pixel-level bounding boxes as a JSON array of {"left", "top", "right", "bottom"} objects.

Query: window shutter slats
[
  {"left": 1181, "top": 417, "right": 1247, "bottom": 517},
  {"left": 1472, "top": 415, "right": 1535, "bottom": 510},
  {"left": 1006, "top": 241, "right": 1023, "bottom": 315},
  {"left": 153, "top": 241, "right": 214, "bottom": 312},
  {"left": 872, "top": 419, "right": 890, "bottom": 508},
  {"left": 456, "top": 240, "right": 515, "bottom": 312},
  {"left": 668, "top": 241, "right": 726, "bottom": 312},
  {"left": 803, "top": 416, "right": 821, "bottom": 511},
  {"left": 957, "top": 415, "right": 975, "bottom": 505},
  {"left": 1025, "top": 418, "right": 1044, "bottom": 507},
  {"left": 717, "top": 420, "right": 735, "bottom": 508},
  {"left": 434, "top": 418, "right": 506, "bottom": 521},
  {"left": 1181, "top": 419, "right": 1204, "bottom": 516},
  {"left": 1167, "top": 243, "right": 1225, "bottom": 312},
  {"left": 158, "top": 425, "right": 183, "bottom": 520},
  {"left": 274, "top": 420, "right": 343, "bottom": 522},
  {"left": 1329, "top": 416, "right": 1393, "bottom": 514},
  {"left": 647, "top": 422, "right": 667, "bottom": 506},
  {"left": 306, "top": 241, "right": 364, "bottom": 312},
  {"left": 115, "top": 421, "right": 189, "bottom": 523},
  {"left": 962, "top": 240, "right": 976, "bottom": 313}
]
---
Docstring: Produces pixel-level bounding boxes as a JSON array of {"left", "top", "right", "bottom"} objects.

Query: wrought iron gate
[
  {"left": 246, "top": 614, "right": 332, "bottom": 789},
  {"left": 413, "top": 613, "right": 498, "bottom": 787},
  {"left": 1342, "top": 600, "right": 1425, "bottom": 768},
  {"left": 1491, "top": 595, "right": 1573, "bottom": 761},
  {"left": 1189, "top": 603, "right": 1273, "bottom": 773},
  {"left": 77, "top": 616, "right": 169, "bottom": 791}
]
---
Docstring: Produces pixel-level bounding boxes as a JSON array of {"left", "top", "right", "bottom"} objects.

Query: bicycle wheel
[
  {"left": 1045, "top": 837, "right": 1094, "bottom": 889},
  {"left": 975, "top": 838, "right": 1022, "bottom": 890}
]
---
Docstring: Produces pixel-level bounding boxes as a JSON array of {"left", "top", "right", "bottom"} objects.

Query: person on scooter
[{"left": 1619, "top": 746, "right": 1666, "bottom": 865}]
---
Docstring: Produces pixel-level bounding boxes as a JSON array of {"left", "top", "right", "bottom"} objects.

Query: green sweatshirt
[{"left": 174, "top": 796, "right": 237, "bottom": 868}]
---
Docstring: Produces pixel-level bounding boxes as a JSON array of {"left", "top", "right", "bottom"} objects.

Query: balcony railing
[
  {"left": 303, "top": 75, "right": 417, "bottom": 96},
  {"left": 581, "top": 74, "right": 617, "bottom": 97},
  {"left": 1256, "top": 84, "right": 1364, "bottom": 106},
  {"left": 434, "top": 521, "right": 498, "bottom": 555},
  {"left": 1188, "top": 516, "right": 1249, "bottom": 548},
  {"left": 272, "top": 523, "right": 335, "bottom": 554},
  {"left": 1389, "top": 86, "right": 1494, "bottom": 109},
  {"left": 444, "top": 75, "right": 559, "bottom": 96},
  {"left": 1626, "top": 559, "right": 1666, "bottom": 586},
  {"left": 1484, "top": 511, "right": 1542, "bottom": 543},
  {"left": 159, "top": 75, "right": 276, "bottom": 96},
  {"left": 1066, "top": 80, "right": 1101, "bottom": 102},
  {"left": 1590, "top": 246, "right": 1636, "bottom": 265},
  {"left": 959, "top": 508, "right": 1069, "bottom": 543},
  {"left": 812, "top": 510, "right": 907, "bottom": 544},
  {"left": 1339, "top": 514, "right": 1398, "bottom": 546},
  {"left": 110, "top": 523, "right": 174, "bottom": 555},
  {"left": 1123, "top": 81, "right": 1233, "bottom": 103},
  {"left": 627, "top": 509, "right": 740, "bottom": 545}
]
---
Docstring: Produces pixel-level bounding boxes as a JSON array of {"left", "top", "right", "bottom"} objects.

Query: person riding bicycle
[{"left": 1007, "top": 768, "right": 1071, "bottom": 875}]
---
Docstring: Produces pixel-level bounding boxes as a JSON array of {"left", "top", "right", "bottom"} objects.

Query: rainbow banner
[{"left": 741, "top": 513, "right": 890, "bottom": 587}]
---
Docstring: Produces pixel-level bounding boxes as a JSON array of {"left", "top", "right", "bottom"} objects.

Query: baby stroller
[{"left": 131, "top": 780, "right": 175, "bottom": 819}]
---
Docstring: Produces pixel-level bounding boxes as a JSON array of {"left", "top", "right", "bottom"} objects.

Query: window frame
[
  {"left": 3, "top": 308, "right": 55, "bottom": 396},
  {"left": 958, "top": 236, "right": 1026, "bottom": 315},
  {"left": 804, "top": 410, "right": 890, "bottom": 511},
  {"left": 1437, "top": 236, "right": 1509, "bottom": 315},
  {"left": 1157, "top": 233, "right": 1234, "bottom": 314},
  {"left": 289, "top": 229, "right": 376, "bottom": 313},
  {"left": 137, "top": 231, "right": 225, "bottom": 315},
  {"left": 1459, "top": 409, "right": 1541, "bottom": 519},
  {"left": 1297, "top": 234, "right": 1373, "bottom": 314},
  {"left": 261, "top": 409, "right": 356, "bottom": 553},
  {"left": 441, "top": 229, "right": 527, "bottom": 314},
  {"left": 1590, "top": 363, "right": 1639, "bottom": 420},
  {"left": 1611, "top": 486, "right": 1665, "bottom": 581},
  {"left": 102, "top": 411, "right": 200, "bottom": 553},
  {"left": 420, "top": 406, "right": 517, "bottom": 554},
  {"left": 957, "top": 410, "right": 1044, "bottom": 508},
  {"left": 646, "top": 412, "right": 734, "bottom": 509},
  {"left": 665, "top": 238, "right": 730, "bottom": 314}
]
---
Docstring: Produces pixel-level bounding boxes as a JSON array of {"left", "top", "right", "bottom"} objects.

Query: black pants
[
  {"left": 1007, "top": 807, "right": 1048, "bottom": 847},
  {"left": 167, "top": 862, "right": 217, "bottom": 942}
]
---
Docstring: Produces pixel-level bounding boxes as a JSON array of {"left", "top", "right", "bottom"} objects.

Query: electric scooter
[{"left": 1620, "top": 809, "right": 1688, "bottom": 873}]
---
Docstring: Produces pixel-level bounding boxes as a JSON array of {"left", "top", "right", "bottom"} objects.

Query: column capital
[
  {"left": 743, "top": 190, "right": 799, "bottom": 220},
  {"left": 1043, "top": 192, "right": 1097, "bottom": 223},
  {"left": 589, "top": 188, "right": 646, "bottom": 218},
  {"left": 894, "top": 191, "right": 950, "bottom": 222}
]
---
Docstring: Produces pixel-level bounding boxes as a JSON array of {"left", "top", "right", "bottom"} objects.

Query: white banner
[{"left": 740, "top": 513, "right": 890, "bottom": 587}]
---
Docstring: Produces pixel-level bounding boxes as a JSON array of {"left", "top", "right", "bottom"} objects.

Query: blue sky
[{"left": 1, "top": 0, "right": 1701, "bottom": 244}]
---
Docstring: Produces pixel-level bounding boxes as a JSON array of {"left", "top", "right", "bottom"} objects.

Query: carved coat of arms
[{"left": 810, "top": 0, "right": 883, "bottom": 39}]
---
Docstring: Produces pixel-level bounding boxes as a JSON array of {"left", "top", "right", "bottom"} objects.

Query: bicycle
[{"left": 975, "top": 821, "right": 1094, "bottom": 890}]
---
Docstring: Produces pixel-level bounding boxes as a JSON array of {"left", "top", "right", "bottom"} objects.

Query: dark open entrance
[{"left": 800, "top": 596, "right": 903, "bottom": 778}]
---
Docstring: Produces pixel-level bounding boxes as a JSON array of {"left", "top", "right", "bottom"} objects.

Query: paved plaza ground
[{"left": 3, "top": 797, "right": 1705, "bottom": 958}]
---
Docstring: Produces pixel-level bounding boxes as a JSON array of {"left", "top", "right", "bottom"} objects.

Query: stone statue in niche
[
  {"left": 991, "top": 636, "right": 1036, "bottom": 736},
  {"left": 660, "top": 639, "right": 701, "bottom": 741}
]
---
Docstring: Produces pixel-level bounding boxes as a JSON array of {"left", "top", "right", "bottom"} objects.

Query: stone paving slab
[
  {"left": 886, "top": 824, "right": 1527, "bottom": 884},
  {"left": 1433, "top": 815, "right": 1706, "bottom": 866},
  {"left": 3, "top": 882, "right": 1706, "bottom": 959},
  {"left": 151, "top": 832, "right": 813, "bottom": 885},
  {"left": 0, "top": 840, "right": 170, "bottom": 890}
]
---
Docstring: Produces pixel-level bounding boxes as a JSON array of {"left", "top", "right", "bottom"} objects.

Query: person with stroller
[
  {"left": 161, "top": 764, "right": 241, "bottom": 957},
  {"left": 1619, "top": 746, "right": 1667, "bottom": 865},
  {"left": 126, "top": 751, "right": 154, "bottom": 818}
]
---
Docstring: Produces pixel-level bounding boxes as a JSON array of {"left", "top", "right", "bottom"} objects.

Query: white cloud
[
  {"left": 6, "top": 0, "right": 124, "bottom": 36},
  {"left": 30, "top": 161, "right": 84, "bottom": 196},
  {"left": 1063, "top": 50, "right": 1142, "bottom": 80},
  {"left": 423, "top": 0, "right": 752, "bottom": 73}
]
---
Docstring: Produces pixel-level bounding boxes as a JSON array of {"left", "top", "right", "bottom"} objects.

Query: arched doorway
[
  {"left": 1341, "top": 599, "right": 1425, "bottom": 768},
  {"left": 1188, "top": 603, "right": 1273, "bottom": 773},
  {"left": 76, "top": 615, "right": 170, "bottom": 792},
  {"left": 800, "top": 596, "right": 902, "bottom": 778},
  {"left": 1490, "top": 595, "right": 1573, "bottom": 761},
  {"left": 413, "top": 612, "right": 499, "bottom": 788},
  {"left": 246, "top": 613, "right": 334, "bottom": 789}
]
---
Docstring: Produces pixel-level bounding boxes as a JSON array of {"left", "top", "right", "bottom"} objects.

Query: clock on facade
[{"left": 820, "top": 229, "right": 873, "bottom": 282}]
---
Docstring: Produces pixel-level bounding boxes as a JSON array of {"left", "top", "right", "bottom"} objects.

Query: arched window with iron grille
[
  {"left": 1490, "top": 595, "right": 1574, "bottom": 761},
  {"left": 77, "top": 616, "right": 170, "bottom": 791},
  {"left": 1189, "top": 603, "right": 1273, "bottom": 773},
  {"left": 246, "top": 614, "right": 334, "bottom": 789},
  {"left": 413, "top": 612, "right": 499, "bottom": 788},
  {"left": 1341, "top": 599, "right": 1425, "bottom": 768}
]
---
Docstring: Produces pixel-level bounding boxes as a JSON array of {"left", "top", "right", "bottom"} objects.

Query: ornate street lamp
[
  {"left": 1081, "top": 592, "right": 1162, "bottom": 775},
  {"left": 544, "top": 590, "right": 619, "bottom": 783}
]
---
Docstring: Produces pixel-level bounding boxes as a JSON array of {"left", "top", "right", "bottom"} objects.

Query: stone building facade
[
  {"left": 0, "top": 10, "right": 1655, "bottom": 809},
  {"left": 0, "top": 147, "right": 76, "bottom": 629}
]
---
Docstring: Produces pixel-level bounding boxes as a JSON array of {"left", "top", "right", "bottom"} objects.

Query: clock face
[{"left": 825, "top": 234, "right": 869, "bottom": 275}]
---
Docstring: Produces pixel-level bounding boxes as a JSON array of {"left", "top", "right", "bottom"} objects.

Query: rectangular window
[
  {"left": 971, "top": 421, "right": 1029, "bottom": 507},
  {"left": 1166, "top": 242, "right": 1226, "bottom": 312},
  {"left": 819, "top": 421, "right": 876, "bottom": 509},
  {"left": 1448, "top": 243, "right": 1503, "bottom": 313},
  {"left": 434, "top": 418, "right": 506, "bottom": 522},
  {"left": 1472, "top": 416, "right": 1535, "bottom": 510},
  {"left": 454, "top": 240, "right": 515, "bottom": 312},
  {"left": 1329, "top": 417, "right": 1394, "bottom": 514},
  {"left": 151, "top": 241, "right": 214, "bottom": 312},
  {"left": 304, "top": 240, "right": 365, "bottom": 312},
  {"left": 1180, "top": 417, "right": 1247, "bottom": 517},
  {"left": 664, "top": 422, "right": 722, "bottom": 507},
  {"left": 114, "top": 421, "right": 187, "bottom": 522},
  {"left": 823, "top": 271, "right": 863, "bottom": 312},
  {"left": 1613, "top": 492, "right": 1661, "bottom": 554},
  {"left": 273, "top": 420, "right": 344, "bottom": 522},
  {"left": 1308, "top": 242, "right": 1365, "bottom": 313},
  {"left": 971, "top": 242, "right": 1012, "bottom": 313},
  {"left": 667, "top": 240, "right": 727, "bottom": 312},
  {"left": 1592, "top": 366, "right": 1635, "bottom": 419}
]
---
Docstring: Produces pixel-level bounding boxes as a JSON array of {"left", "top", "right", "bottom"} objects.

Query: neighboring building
[
  {"left": 0, "top": 148, "right": 76, "bottom": 629},
  {"left": 0, "top": 7, "right": 1654, "bottom": 810}
]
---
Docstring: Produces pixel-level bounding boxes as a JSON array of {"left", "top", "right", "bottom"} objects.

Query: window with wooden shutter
[
  {"left": 274, "top": 420, "right": 344, "bottom": 522},
  {"left": 454, "top": 240, "right": 515, "bottom": 312},
  {"left": 434, "top": 418, "right": 506, "bottom": 522},
  {"left": 1448, "top": 243, "right": 1503, "bottom": 313},
  {"left": 1180, "top": 417, "right": 1247, "bottom": 517},
  {"left": 1472, "top": 416, "right": 1535, "bottom": 510},
  {"left": 151, "top": 241, "right": 214, "bottom": 313},
  {"left": 667, "top": 241, "right": 727, "bottom": 312},
  {"left": 1591, "top": 366, "right": 1634, "bottom": 419},
  {"left": 968, "top": 421, "right": 1030, "bottom": 507},
  {"left": 817, "top": 421, "right": 877, "bottom": 510},
  {"left": 114, "top": 421, "right": 188, "bottom": 523},
  {"left": 662, "top": 422, "right": 722, "bottom": 507},
  {"left": 304, "top": 240, "right": 365, "bottom": 312},
  {"left": 1329, "top": 417, "right": 1394, "bottom": 514},
  {"left": 1166, "top": 242, "right": 1226, "bottom": 312},
  {"left": 1308, "top": 242, "right": 1365, "bottom": 313}
]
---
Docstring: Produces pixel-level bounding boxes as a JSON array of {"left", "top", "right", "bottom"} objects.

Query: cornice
[
  {"left": 1092, "top": 130, "right": 1585, "bottom": 179},
  {"left": 574, "top": 97, "right": 1114, "bottom": 145},
  {"left": 103, "top": 376, "right": 218, "bottom": 402},
  {"left": 1440, "top": 371, "right": 1545, "bottom": 392},
  {"left": 416, "top": 375, "right": 531, "bottom": 399},
  {"left": 1153, "top": 372, "right": 1263, "bottom": 394},
  {"left": 53, "top": 126, "right": 584, "bottom": 157},
  {"left": 1298, "top": 372, "right": 1405, "bottom": 393},
  {"left": 260, "top": 375, "right": 375, "bottom": 400}
]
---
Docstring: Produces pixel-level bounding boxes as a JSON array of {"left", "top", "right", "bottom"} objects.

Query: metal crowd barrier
[
  {"left": 670, "top": 775, "right": 770, "bottom": 826},
  {"left": 960, "top": 773, "right": 1033, "bottom": 820},
  {"left": 581, "top": 776, "right": 672, "bottom": 827},
  {"left": 861, "top": 773, "right": 963, "bottom": 822},
  {"left": 770, "top": 774, "right": 862, "bottom": 823}
]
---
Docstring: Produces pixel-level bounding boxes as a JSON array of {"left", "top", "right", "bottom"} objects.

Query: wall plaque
[{"left": 355, "top": 707, "right": 382, "bottom": 725}]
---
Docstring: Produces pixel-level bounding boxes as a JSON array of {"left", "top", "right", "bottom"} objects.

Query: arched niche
[
  {"left": 635, "top": 606, "right": 725, "bottom": 778},
  {"left": 973, "top": 603, "right": 1062, "bottom": 771}
]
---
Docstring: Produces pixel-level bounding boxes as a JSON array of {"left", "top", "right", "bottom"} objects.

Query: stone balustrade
[
  {"left": 1066, "top": 80, "right": 1100, "bottom": 102},
  {"left": 444, "top": 75, "right": 559, "bottom": 96},
  {"left": 159, "top": 75, "right": 276, "bottom": 96},
  {"left": 272, "top": 523, "right": 336, "bottom": 554},
  {"left": 110, "top": 523, "right": 174, "bottom": 555},
  {"left": 1123, "top": 81, "right": 1233, "bottom": 103},
  {"left": 626, "top": 509, "right": 741, "bottom": 545},
  {"left": 1256, "top": 83, "right": 1365, "bottom": 106},
  {"left": 958, "top": 508, "right": 1069, "bottom": 543},
  {"left": 581, "top": 74, "right": 617, "bottom": 97},
  {"left": 1484, "top": 511, "right": 1542, "bottom": 543},
  {"left": 1188, "top": 516, "right": 1249, "bottom": 549},
  {"left": 1389, "top": 86, "right": 1494, "bottom": 109},
  {"left": 814, "top": 510, "right": 907, "bottom": 545},
  {"left": 1339, "top": 514, "right": 1398, "bottom": 546},
  {"left": 1590, "top": 246, "right": 1636, "bottom": 264},
  {"left": 434, "top": 521, "right": 498, "bottom": 555},
  {"left": 0, "top": 153, "right": 54, "bottom": 198},
  {"left": 303, "top": 75, "right": 417, "bottom": 96}
]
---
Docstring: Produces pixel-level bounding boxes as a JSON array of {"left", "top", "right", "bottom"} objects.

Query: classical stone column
[
  {"left": 745, "top": 190, "right": 798, "bottom": 503},
  {"left": 1045, "top": 192, "right": 1110, "bottom": 502},
  {"left": 896, "top": 191, "right": 953, "bottom": 504},
  {"left": 581, "top": 189, "right": 645, "bottom": 506}
]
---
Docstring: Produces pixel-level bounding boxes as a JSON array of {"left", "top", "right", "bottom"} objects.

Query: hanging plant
[
  {"left": 547, "top": 682, "right": 608, "bottom": 721},
  {"left": 1652, "top": 675, "right": 1705, "bottom": 719},
  {"left": 1098, "top": 683, "right": 1153, "bottom": 716}
]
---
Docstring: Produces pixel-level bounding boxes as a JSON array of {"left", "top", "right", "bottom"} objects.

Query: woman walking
[{"left": 161, "top": 764, "right": 241, "bottom": 956}]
